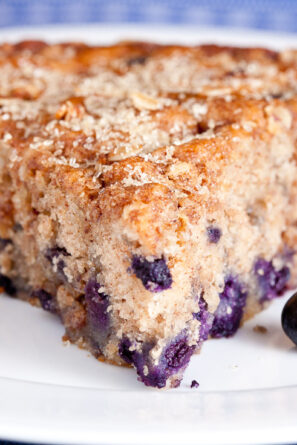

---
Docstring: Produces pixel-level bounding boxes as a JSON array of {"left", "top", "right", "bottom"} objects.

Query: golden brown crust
[{"left": 1, "top": 42, "right": 297, "bottom": 269}]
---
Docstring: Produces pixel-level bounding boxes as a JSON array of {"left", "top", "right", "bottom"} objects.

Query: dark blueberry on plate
[
  {"left": 131, "top": 255, "right": 172, "bottom": 292},
  {"left": 206, "top": 226, "right": 221, "bottom": 243},
  {"left": 281, "top": 292, "right": 297, "bottom": 346},
  {"left": 191, "top": 379, "right": 199, "bottom": 388}
]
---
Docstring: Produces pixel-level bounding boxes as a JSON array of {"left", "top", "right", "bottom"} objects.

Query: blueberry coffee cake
[{"left": 1, "top": 41, "right": 297, "bottom": 388}]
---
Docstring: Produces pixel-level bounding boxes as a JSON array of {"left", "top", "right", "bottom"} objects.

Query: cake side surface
[{"left": 1, "top": 41, "right": 297, "bottom": 388}]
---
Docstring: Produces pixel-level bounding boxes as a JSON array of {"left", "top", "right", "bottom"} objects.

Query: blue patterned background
[
  {"left": 0, "top": 0, "right": 297, "bottom": 32},
  {"left": 0, "top": 1, "right": 297, "bottom": 444}
]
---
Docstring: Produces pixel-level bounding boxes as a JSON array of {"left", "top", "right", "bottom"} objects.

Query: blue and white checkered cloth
[
  {"left": 0, "top": 0, "right": 297, "bottom": 32},
  {"left": 0, "top": 1, "right": 297, "bottom": 444}
]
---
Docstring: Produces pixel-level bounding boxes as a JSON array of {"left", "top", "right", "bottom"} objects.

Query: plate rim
[
  {"left": 1, "top": 376, "right": 297, "bottom": 445},
  {"left": 1, "top": 23, "right": 297, "bottom": 445},
  {"left": 1, "top": 23, "right": 297, "bottom": 48}
]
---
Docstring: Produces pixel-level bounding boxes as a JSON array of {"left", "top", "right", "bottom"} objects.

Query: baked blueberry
[
  {"left": 164, "top": 337, "right": 194, "bottom": 369},
  {"left": 191, "top": 379, "right": 199, "bottom": 388},
  {"left": 127, "top": 55, "right": 148, "bottom": 66},
  {"left": 32, "top": 289, "right": 55, "bottom": 312},
  {"left": 210, "top": 276, "right": 248, "bottom": 338},
  {"left": 131, "top": 255, "right": 172, "bottom": 292},
  {"left": 206, "top": 226, "right": 221, "bottom": 243},
  {"left": 255, "top": 258, "right": 290, "bottom": 302},
  {"left": 45, "top": 246, "right": 70, "bottom": 278},
  {"left": 119, "top": 334, "right": 194, "bottom": 388},
  {"left": 193, "top": 296, "right": 214, "bottom": 342},
  {"left": 13, "top": 222, "right": 23, "bottom": 232},
  {"left": 0, "top": 238, "right": 12, "bottom": 251},
  {"left": 119, "top": 338, "right": 168, "bottom": 388},
  {"left": 281, "top": 292, "right": 297, "bottom": 346},
  {"left": 85, "top": 278, "right": 109, "bottom": 329},
  {"left": 118, "top": 338, "right": 135, "bottom": 365},
  {"left": 0, "top": 274, "right": 16, "bottom": 295}
]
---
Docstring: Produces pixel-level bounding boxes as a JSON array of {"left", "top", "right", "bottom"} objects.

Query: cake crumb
[
  {"left": 229, "top": 364, "right": 239, "bottom": 370},
  {"left": 62, "top": 335, "right": 70, "bottom": 346},
  {"left": 253, "top": 325, "right": 268, "bottom": 334}
]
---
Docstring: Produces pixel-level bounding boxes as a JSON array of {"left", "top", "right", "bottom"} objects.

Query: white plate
[{"left": 0, "top": 24, "right": 297, "bottom": 445}]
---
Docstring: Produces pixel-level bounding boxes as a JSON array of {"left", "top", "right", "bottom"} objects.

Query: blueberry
[
  {"left": 0, "top": 274, "right": 16, "bottom": 295},
  {"left": 193, "top": 296, "right": 214, "bottom": 342},
  {"left": 210, "top": 276, "right": 248, "bottom": 338},
  {"left": 131, "top": 255, "right": 172, "bottom": 292},
  {"left": 0, "top": 238, "right": 12, "bottom": 251},
  {"left": 45, "top": 246, "right": 70, "bottom": 278},
  {"left": 255, "top": 258, "right": 290, "bottom": 302},
  {"left": 119, "top": 333, "right": 194, "bottom": 388},
  {"left": 118, "top": 338, "right": 167, "bottom": 387},
  {"left": 118, "top": 338, "right": 135, "bottom": 365},
  {"left": 127, "top": 55, "right": 147, "bottom": 66},
  {"left": 282, "top": 246, "right": 295, "bottom": 263},
  {"left": 45, "top": 246, "right": 69, "bottom": 261},
  {"left": 164, "top": 337, "right": 194, "bottom": 369},
  {"left": 85, "top": 278, "right": 109, "bottom": 329},
  {"left": 206, "top": 226, "right": 221, "bottom": 243},
  {"left": 281, "top": 292, "right": 297, "bottom": 346},
  {"left": 13, "top": 222, "right": 23, "bottom": 232},
  {"left": 32, "top": 289, "right": 55, "bottom": 312},
  {"left": 191, "top": 379, "right": 199, "bottom": 388}
]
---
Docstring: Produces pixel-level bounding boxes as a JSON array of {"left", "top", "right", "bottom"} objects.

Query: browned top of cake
[{"left": 1, "top": 41, "right": 297, "bottom": 255}]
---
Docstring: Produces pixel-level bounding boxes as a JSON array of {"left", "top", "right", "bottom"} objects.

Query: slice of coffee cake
[{"left": 1, "top": 41, "right": 297, "bottom": 388}]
